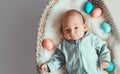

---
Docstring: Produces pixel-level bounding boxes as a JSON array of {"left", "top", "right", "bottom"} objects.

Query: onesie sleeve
[
  {"left": 93, "top": 35, "right": 111, "bottom": 63},
  {"left": 46, "top": 43, "right": 65, "bottom": 72}
]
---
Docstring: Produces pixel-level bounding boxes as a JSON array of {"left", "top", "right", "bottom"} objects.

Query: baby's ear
[
  {"left": 59, "top": 25, "right": 63, "bottom": 34},
  {"left": 59, "top": 25, "right": 64, "bottom": 39},
  {"left": 83, "top": 24, "right": 88, "bottom": 31}
]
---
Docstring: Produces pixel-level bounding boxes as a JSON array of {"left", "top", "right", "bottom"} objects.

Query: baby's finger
[
  {"left": 41, "top": 66, "right": 46, "bottom": 72},
  {"left": 37, "top": 68, "right": 42, "bottom": 73},
  {"left": 37, "top": 65, "right": 41, "bottom": 73},
  {"left": 43, "top": 67, "right": 49, "bottom": 72},
  {"left": 38, "top": 64, "right": 42, "bottom": 67},
  {"left": 103, "top": 63, "right": 109, "bottom": 68},
  {"left": 102, "top": 65, "right": 106, "bottom": 69},
  {"left": 40, "top": 67, "right": 45, "bottom": 73}
]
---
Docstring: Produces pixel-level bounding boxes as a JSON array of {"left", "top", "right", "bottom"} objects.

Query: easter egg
[
  {"left": 104, "top": 70, "right": 109, "bottom": 74},
  {"left": 42, "top": 39, "right": 54, "bottom": 50},
  {"left": 91, "top": 8, "right": 102, "bottom": 18},
  {"left": 105, "top": 61, "right": 115, "bottom": 72},
  {"left": 100, "top": 22, "right": 112, "bottom": 33},
  {"left": 84, "top": 1, "right": 93, "bottom": 14}
]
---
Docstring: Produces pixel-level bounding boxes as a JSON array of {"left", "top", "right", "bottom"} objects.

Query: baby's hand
[
  {"left": 37, "top": 64, "right": 50, "bottom": 73},
  {"left": 100, "top": 61, "right": 109, "bottom": 70}
]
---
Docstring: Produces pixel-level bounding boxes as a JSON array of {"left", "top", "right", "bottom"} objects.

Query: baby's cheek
[
  {"left": 64, "top": 34, "right": 71, "bottom": 39},
  {"left": 77, "top": 30, "right": 84, "bottom": 35},
  {"left": 76, "top": 31, "right": 81, "bottom": 36}
]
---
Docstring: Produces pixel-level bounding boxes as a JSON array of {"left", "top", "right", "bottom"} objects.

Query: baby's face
[{"left": 62, "top": 14, "right": 87, "bottom": 40}]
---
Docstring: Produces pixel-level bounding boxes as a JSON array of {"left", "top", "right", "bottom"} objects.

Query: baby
[{"left": 37, "top": 10, "right": 111, "bottom": 74}]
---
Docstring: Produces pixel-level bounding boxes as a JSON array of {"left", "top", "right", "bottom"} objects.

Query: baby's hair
[
  {"left": 60, "top": 9, "right": 86, "bottom": 34},
  {"left": 61, "top": 9, "right": 85, "bottom": 25}
]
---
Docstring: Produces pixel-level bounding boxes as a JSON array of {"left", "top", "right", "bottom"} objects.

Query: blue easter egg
[
  {"left": 100, "top": 22, "right": 112, "bottom": 33},
  {"left": 105, "top": 61, "right": 115, "bottom": 72},
  {"left": 84, "top": 2, "right": 93, "bottom": 14}
]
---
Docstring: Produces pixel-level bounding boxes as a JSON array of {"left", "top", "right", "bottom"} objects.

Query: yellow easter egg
[
  {"left": 42, "top": 39, "right": 54, "bottom": 50},
  {"left": 91, "top": 8, "right": 102, "bottom": 18}
]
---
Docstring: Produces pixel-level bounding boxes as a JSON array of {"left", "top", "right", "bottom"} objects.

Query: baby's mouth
[{"left": 71, "top": 35, "right": 77, "bottom": 39}]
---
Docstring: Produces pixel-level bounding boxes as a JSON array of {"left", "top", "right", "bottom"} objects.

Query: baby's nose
[{"left": 70, "top": 30, "right": 75, "bottom": 35}]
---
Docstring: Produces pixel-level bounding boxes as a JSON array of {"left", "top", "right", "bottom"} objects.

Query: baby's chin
[
  {"left": 71, "top": 38, "right": 80, "bottom": 41},
  {"left": 65, "top": 37, "right": 81, "bottom": 41}
]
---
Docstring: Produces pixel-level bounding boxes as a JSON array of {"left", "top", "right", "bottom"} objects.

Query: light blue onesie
[{"left": 47, "top": 31, "right": 111, "bottom": 74}]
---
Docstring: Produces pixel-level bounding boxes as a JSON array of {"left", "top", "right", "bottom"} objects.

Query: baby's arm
[
  {"left": 46, "top": 46, "right": 65, "bottom": 72},
  {"left": 93, "top": 35, "right": 111, "bottom": 69},
  {"left": 37, "top": 46, "right": 65, "bottom": 73}
]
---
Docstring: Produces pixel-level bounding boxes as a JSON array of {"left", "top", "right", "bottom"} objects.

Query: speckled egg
[
  {"left": 84, "top": 1, "right": 93, "bottom": 14},
  {"left": 100, "top": 22, "right": 112, "bottom": 33},
  {"left": 105, "top": 61, "right": 115, "bottom": 72},
  {"left": 42, "top": 39, "right": 54, "bottom": 50},
  {"left": 91, "top": 8, "right": 102, "bottom": 18}
]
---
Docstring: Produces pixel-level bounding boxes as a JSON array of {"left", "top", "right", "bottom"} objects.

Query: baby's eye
[
  {"left": 75, "top": 27, "right": 79, "bottom": 29},
  {"left": 65, "top": 29, "right": 70, "bottom": 32}
]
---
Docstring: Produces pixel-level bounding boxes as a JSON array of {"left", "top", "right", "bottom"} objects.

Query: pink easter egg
[
  {"left": 91, "top": 8, "right": 102, "bottom": 18},
  {"left": 42, "top": 39, "right": 54, "bottom": 50}
]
